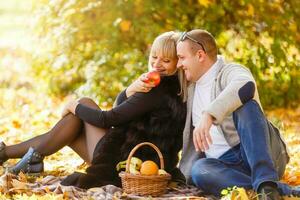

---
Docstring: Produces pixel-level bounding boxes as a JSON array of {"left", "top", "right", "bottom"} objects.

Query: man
[{"left": 177, "top": 29, "right": 299, "bottom": 199}]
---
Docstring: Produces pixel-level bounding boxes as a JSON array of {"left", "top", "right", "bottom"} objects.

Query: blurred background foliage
[
  {"left": 1, "top": 1, "right": 300, "bottom": 195},
  {"left": 24, "top": 0, "right": 300, "bottom": 107}
]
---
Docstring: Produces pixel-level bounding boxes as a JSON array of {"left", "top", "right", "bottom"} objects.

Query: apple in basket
[
  {"left": 116, "top": 157, "right": 142, "bottom": 175},
  {"left": 158, "top": 169, "right": 168, "bottom": 175}
]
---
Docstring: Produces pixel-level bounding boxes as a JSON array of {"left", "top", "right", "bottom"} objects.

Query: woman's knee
[{"left": 78, "top": 97, "right": 99, "bottom": 108}]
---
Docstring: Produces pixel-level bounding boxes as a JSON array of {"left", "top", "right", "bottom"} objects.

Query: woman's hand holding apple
[
  {"left": 144, "top": 71, "right": 161, "bottom": 86},
  {"left": 126, "top": 73, "right": 157, "bottom": 97}
]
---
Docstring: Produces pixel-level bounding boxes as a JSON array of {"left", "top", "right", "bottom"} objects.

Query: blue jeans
[{"left": 191, "top": 100, "right": 295, "bottom": 196}]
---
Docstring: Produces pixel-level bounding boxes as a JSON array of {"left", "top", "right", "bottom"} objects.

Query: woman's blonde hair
[{"left": 148, "top": 31, "right": 188, "bottom": 102}]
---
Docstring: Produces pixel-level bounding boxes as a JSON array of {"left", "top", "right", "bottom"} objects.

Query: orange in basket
[
  {"left": 119, "top": 142, "right": 171, "bottom": 196},
  {"left": 140, "top": 160, "right": 159, "bottom": 175}
]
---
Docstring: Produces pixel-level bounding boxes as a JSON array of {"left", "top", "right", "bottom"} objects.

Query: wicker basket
[{"left": 119, "top": 142, "right": 171, "bottom": 196}]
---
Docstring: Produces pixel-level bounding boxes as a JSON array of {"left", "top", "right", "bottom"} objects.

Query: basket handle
[{"left": 125, "top": 142, "right": 165, "bottom": 173}]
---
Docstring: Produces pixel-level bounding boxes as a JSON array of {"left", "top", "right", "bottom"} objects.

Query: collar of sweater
[{"left": 196, "top": 55, "right": 224, "bottom": 85}]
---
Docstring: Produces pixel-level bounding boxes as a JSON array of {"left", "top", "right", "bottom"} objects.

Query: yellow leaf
[
  {"left": 63, "top": 191, "right": 69, "bottom": 199},
  {"left": 18, "top": 171, "right": 27, "bottom": 183},
  {"left": 198, "top": 0, "right": 212, "bottom": 8},
  {"left": 11, "top": 179, "right": 28, "bottom": 190},
  {"left": 0, "top": 173, "right": 13, "bottom": 192},
  {"left": 44, "top": 186, "right": 51, "bottom": 194},
  {"left": 247, "top": 4, "right": 254, "bottom": 17},
  {"left": 120, "top": 20, "right": 131, "bottom": 32},
  {"left": 283, "top": 196, "right": 300, "bottom": 200},
  {"left": 12, "top": 120, "right": 22, "bottom": 129},
  {"left": 289, "top": 23, "right": 297, "bottom": 32},
  {"left": 231, "top": 187, "right": 249, "bottom": 200}
]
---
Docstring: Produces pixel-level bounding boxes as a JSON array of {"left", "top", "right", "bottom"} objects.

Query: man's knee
[
  {"left": 237, "top": 99, "right": 260, "bottom": 113},
  {"left": 233, "top": 99, "right": 264, "bottom": 121},
  {"left": 191, "top": 159, "right": 216, "bottom": 187},
  {"left": 78, "top": 97, "right": 99, "bottom": 108},
  {"left": 238, "top": 81, "right": 255, "bottom": 104}
]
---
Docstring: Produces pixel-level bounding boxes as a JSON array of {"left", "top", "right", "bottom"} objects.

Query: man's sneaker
[{"left": 258, "top": 185, "right": 282, "bottom": 200}]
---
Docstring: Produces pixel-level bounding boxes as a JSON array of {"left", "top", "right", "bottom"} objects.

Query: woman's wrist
[{"left": 126, "top": 86, "right": 134, "bottom": 97}]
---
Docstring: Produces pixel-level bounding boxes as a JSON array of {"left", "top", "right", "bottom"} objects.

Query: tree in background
[{"left": 30, "top": 0, "right": 300, "bottom": 108}]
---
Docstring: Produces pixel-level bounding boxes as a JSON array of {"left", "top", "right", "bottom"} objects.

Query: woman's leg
[
  {"left": 5, "top": 133, "right": 51, "bottom": 159},
  {"left": 4, "top": 97, "right": 106, "bottom": 164},
  {"left": 67, "top": 98, "right": 106, "bottom": 163},
  {"left": 4, "top": 112, "right": 83, "bottom": 159}
]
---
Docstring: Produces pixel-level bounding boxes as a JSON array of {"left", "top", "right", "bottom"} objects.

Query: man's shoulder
[
  {"left": 222, "top": 61, "right": 249, "bottom": 71},
  {"left": 216, "top": 55, "right": 249, "bottom": 71},
  {"left": 219, "top": 61, "right": 252, "bottom": 77}
]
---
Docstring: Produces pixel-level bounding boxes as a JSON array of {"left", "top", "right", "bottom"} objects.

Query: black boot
[
  {"left": 0, "top": 142, "right": 8, "bottom": 165},
  {"left": 258, "top": 184, "right": 282, "bottom": 200},
  {"left": 10, "top": 147, "right": 44, "bottom": 174}
]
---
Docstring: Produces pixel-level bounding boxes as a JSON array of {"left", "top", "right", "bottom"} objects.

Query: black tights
[{"left": 5, "top": 98, "right": 106, "bottom": 164}]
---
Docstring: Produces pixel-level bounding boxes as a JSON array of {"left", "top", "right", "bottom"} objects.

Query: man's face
[{"left": 176, "top": 41, "right": 203, "bottom": 82}]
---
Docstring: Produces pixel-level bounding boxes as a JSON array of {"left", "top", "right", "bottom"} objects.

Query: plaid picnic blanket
[{"left": 0, "top": 172, "right": 217, "bottom": 199}]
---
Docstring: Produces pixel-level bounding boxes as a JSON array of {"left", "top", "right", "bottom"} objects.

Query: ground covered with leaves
[{"left": 0, "top": 55, "right": 299, "bottom": 199}]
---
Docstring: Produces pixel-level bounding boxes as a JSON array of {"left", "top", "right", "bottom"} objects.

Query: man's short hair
[{"left": 187, "top": 29, "right": 218, "bottom": 61}]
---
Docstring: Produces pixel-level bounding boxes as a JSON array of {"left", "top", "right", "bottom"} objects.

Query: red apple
[{"left": 144, "top": 71, "right": 161, "bottom": 86}]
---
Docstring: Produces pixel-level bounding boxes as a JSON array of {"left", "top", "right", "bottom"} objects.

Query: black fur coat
[{"left": 61, "top": 75, "right": 187, "bottom": 189}]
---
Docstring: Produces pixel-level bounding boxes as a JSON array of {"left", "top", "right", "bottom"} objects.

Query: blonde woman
[{"left": 1, "top": 31, "right": 187, "bottom": 188}]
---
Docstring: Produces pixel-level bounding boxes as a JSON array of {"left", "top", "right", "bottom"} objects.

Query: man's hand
[{"left": 193, "top": 112, "right": 214, "bottom": 152}]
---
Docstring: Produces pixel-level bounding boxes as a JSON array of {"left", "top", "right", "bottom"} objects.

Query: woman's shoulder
[{"left": 160, "top": 74, "right": 179, "bottom": 84}]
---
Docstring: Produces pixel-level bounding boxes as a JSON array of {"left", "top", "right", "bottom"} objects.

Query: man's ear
[{"left": 196, "top": 49, "right": 205, "bottom": 62}]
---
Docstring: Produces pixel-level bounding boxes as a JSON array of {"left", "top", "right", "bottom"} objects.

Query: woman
[{"left": 0, "top": 31, "right": 187, "bottom": 188}]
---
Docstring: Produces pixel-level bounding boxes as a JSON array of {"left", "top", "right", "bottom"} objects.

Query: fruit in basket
[
  {"left": 116, "top": 157, "right": 142, "bottom": 174},
  {"left": 116, "top": 160, "right": 126, "bottom": 171},
  {"left": 129, "top": 165, "right": 141, "bottom": 175},
  {"left": 130, "top": 157, "right": 143, "bottom": 170},
  {"left": 158, "top": 169, "right": 167, "bottom": 175},
  {"left": 129, "top": 157, "right": 143, "bottom": 175},
  {"left": 140, "top": 160, "right": 159, "bottom": 175}
]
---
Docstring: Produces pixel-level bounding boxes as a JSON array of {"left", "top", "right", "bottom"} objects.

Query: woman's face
[{"left": 149, "top": 53, "right": 178, "bottom": 76}]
